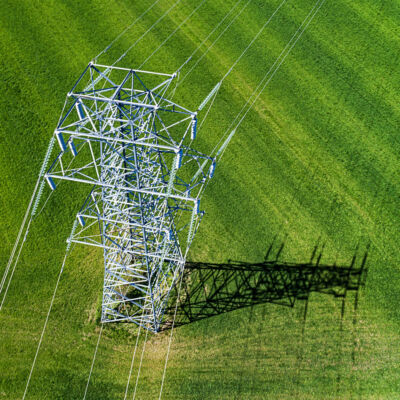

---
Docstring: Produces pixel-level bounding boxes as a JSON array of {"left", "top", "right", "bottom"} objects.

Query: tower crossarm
[{"left": 45, "top": 173, "right": 198, "bottom": 203}]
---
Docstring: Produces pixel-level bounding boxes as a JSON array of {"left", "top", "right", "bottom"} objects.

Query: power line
[
  {"left": 139, "top": 0, "right": 208, "bottom": 69},
  {"left": 214, "top": 0, "right": 327, "bottom": 161},
  {"left": 176, "top": 0, "right": 243, "bottom": 72},
  {"left": 231, "top": 0, "right": 327, "bottom": 137},
  {"left": 93, "top": 0, "right": 163, "bottom": 63},
  {"left": 221, "top": 0, "right": 288, "bottom": 81},
  {"left": 177, "top": 0, "right": 251, "bottom": 87},
  {"left": 112, "top": 0, "right": 184, "bottom": 67},
  {"left": 22, "top": 225, "right": 77, "bottom": 400},
  {"left": 1, "top": 137, "right": 56, "bottom": 311},
  {"left": 132, "top": 326, "right": 149, "bottom": 399},
  {"left": 0, "top": 218, "right": 32, "bottom": 311},
  {"left": 193, "top": 0, "right": 288, "bottom": 131},
  {"left": 158, "top": 264, "right": 186, "bottom": 399},
  {"left": 82, "top": 324, "right": 104, "bottom": 400},
  {"left": 123, "top": 309, "right": 146, "bottom": 400}
]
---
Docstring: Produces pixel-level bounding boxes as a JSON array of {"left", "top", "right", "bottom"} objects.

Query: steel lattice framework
[{"left": 44, "top": 63, "right": 216, "bottom": 332}]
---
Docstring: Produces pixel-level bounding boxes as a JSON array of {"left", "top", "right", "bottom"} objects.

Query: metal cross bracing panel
[{"left": 44, "top": 63, "right": 217, "bottom": 332}]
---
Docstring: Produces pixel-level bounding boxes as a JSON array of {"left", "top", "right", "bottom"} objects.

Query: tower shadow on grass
[{"left": 162, "top": 242, "right": 369, "bottom": 330}]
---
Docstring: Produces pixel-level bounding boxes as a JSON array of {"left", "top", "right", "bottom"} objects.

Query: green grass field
[{"left": 1, "top": 0, "right": 399, "bottom": 398}]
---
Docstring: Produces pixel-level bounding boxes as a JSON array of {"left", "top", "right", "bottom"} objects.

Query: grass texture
[{"left": 0, "top": 0, "right": 399, "bottom": 398}]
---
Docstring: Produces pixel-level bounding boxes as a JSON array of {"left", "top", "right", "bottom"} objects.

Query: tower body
[{"left": 45, "top": 64, "right": 215, "bottom": 331}]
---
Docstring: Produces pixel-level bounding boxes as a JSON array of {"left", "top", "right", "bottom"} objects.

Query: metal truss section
[{"left": 45, "top": 63, "right": 216, "bottom": 331}]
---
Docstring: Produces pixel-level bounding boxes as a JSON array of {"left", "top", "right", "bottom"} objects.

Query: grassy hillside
[{"left": 1, "top": 0, "right": 399, "bottom": 398}]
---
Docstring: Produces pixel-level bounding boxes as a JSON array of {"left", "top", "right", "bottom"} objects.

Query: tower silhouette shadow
[{"left": 162, "top": 242, "right": 368, "bottom": 329}]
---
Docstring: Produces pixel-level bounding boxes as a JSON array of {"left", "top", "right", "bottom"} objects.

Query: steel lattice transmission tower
[{"left": 44, "top": 63, "right": 217, "bottom": 332}]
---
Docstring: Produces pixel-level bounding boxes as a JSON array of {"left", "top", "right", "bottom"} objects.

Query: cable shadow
[{"left": 162, "top": 242, "right": 368, "bottom": 330}]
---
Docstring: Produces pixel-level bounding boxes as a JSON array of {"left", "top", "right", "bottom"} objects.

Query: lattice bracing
[{"left": 44, "top": 63, "right": 217, "bottom": 331}]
